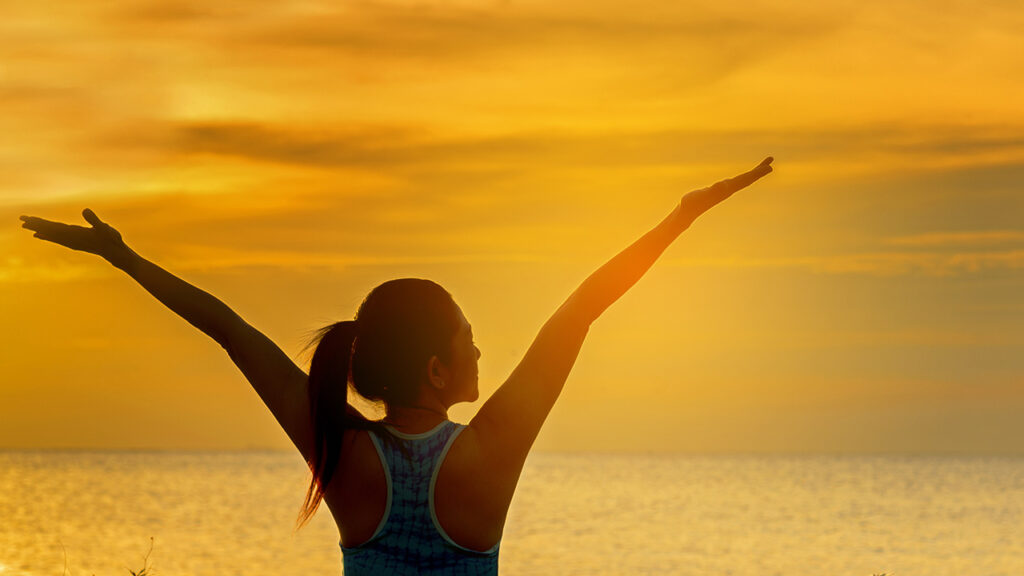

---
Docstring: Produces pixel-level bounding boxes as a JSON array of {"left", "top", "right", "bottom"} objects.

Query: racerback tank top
[{"left": 340, "top": 420, "right": 500, "bottom": 575}]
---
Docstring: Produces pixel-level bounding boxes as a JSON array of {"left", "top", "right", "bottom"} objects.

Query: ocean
[{"left": 0, "top": 451, "right": 1020, "bottom": 575}]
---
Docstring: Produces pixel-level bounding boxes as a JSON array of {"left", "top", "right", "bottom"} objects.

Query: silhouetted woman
[{"left": 20, "top": 157, "right": 773, "bottom": 575}]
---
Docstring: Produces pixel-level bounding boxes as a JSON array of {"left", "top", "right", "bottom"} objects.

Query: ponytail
[{"left": 297, "top": 320, "right": 372, "bottom": 527}]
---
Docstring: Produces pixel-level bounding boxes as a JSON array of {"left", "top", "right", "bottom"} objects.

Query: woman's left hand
[{"left": 680, "top": 156, "right": 774, "bottom": 218}]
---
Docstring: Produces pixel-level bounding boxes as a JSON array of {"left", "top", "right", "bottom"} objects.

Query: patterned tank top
[{"left": 340, "top": 420, "right": 500, "bottom": 575}]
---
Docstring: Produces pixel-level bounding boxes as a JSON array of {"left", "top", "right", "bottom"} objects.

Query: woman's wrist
[
  {"left": 105, "top": 243, "right": 139, "bottom": 272},
  {"left": 672, "top": 199, "right": 698, "bottom": 232}
]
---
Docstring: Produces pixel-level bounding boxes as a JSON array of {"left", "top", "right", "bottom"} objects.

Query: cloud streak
[
  {"left": 666, "top": 249, "right": 1024, "bottom": 277},
  {"left": 112, "top": 0, "right": 846, "bottom": 64},
  {"left": 8, "top": 244, "right": 1023, "bottom": 285},
  {"left": 885, "top": 230, "right": 1024, "bottom": 248},
  {"left": 163, "top": 120, "right": 1024, "bottom": 172}
]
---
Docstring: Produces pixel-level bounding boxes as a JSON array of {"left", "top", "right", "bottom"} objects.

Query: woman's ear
[{"left": 427, "top": 355, "right": 450, "bottom": 390}]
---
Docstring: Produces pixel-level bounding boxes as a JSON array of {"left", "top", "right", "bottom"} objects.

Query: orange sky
[{"left": 1, "top": 0, "right": 1022, "bottom": 452}]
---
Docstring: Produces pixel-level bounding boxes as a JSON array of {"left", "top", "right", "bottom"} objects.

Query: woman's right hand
[{"left": 20, "top": 208, "right": 132, "bottom": 265}]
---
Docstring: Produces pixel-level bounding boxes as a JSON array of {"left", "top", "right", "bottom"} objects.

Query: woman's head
[
  {"left": 350, "top": 278, "right": 479, "bottom": 407},
  {"left": 299, "top": 278, "right": 479, "bottom": 526}
]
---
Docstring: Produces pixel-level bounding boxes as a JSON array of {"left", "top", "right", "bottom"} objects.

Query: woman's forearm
[
  {"left": 111, "top": 247, "right": 241, "bottom": 347},
  {"left": 568, "top": 202, "right": 690, "bottom": 326}
]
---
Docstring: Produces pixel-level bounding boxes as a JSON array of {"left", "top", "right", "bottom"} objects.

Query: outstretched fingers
[
  {"left": 20, "top": 215, "right": 63, "bottom": 234},
  {"left": 20, "top": 214, "right": 92, "bottom": 250},
  {"left": 21, "top": 220, "right": 62, "bottom": 245},
  {"left": 724, "top": 156, "right": 773, "bottom": 192}
]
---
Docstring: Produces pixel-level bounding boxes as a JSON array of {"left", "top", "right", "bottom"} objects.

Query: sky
[{"left": 1, "top": 0, "right": 1022, "bottom": 452}]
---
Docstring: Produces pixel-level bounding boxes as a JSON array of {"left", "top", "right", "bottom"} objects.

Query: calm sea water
[{"left": 0, "top": 451, "right": 1020, "bottom": 576}]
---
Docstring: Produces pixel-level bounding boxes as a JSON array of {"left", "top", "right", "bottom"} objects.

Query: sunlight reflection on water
[{"left": 0, "top": 452, "right": 1021, "bottom": 575}]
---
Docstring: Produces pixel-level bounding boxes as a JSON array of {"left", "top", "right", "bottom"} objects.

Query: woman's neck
[{"left": 384, "top": 403, "right": 449, "bottom": 433}]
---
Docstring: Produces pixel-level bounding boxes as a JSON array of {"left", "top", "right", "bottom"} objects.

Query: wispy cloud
[
  {"left": 0, "top": 257, "right": 102, "bottom": 284},
  {"left": 885, "top": 230, "right": 1024, "bottom": 248},
  {"left": 110, "top": 0, "right": 846, "bottom": 66},
  {"left": 811, "top": 250, "right": 1024, "bottom": 276},
  {"left": 4, "top": 0, "right": 1024, "bottom": 212},
  {"left": 150, "top": 121, "right": 1024, "bottom": 173},
  {"left": 0, "top": 244, "right": 553, "bottom": 284},
  {"left": 666, "top": 249, "right": 1024, "bottom": 276},
  {"left": 160, "top": 245, "right": 547, "bottom": 272},
  {"left": 10, "top": 246, "right": 1022, "bottom": 284}
]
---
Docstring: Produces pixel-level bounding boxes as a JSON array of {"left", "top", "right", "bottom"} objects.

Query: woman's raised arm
[
  {"left": 20, "top": 209, "right": 313, "bottom": 459},
  {"left": 470, "top": 157, "right": 774, "bottom": 466}
]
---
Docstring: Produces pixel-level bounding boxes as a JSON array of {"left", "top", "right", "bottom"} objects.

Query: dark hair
[{"left": 297, "top": 278, "right": 461, "bottom": 526}]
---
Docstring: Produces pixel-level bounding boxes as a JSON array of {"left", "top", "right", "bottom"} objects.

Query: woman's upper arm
[
  {"left": 220, "top": 318, "right": 314, "bottom": 461},
  {"left": 469, "top": 298, "right": 590, "bottom": 467}
]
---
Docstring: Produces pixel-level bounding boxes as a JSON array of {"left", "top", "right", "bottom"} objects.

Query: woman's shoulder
[{"left": 435, "top": 424, "right": 508, "bottom": 551}]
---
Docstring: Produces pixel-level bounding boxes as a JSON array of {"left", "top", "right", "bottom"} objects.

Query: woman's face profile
[{"left": 447, "top": 306, "right": 481, "bottom": 404}]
